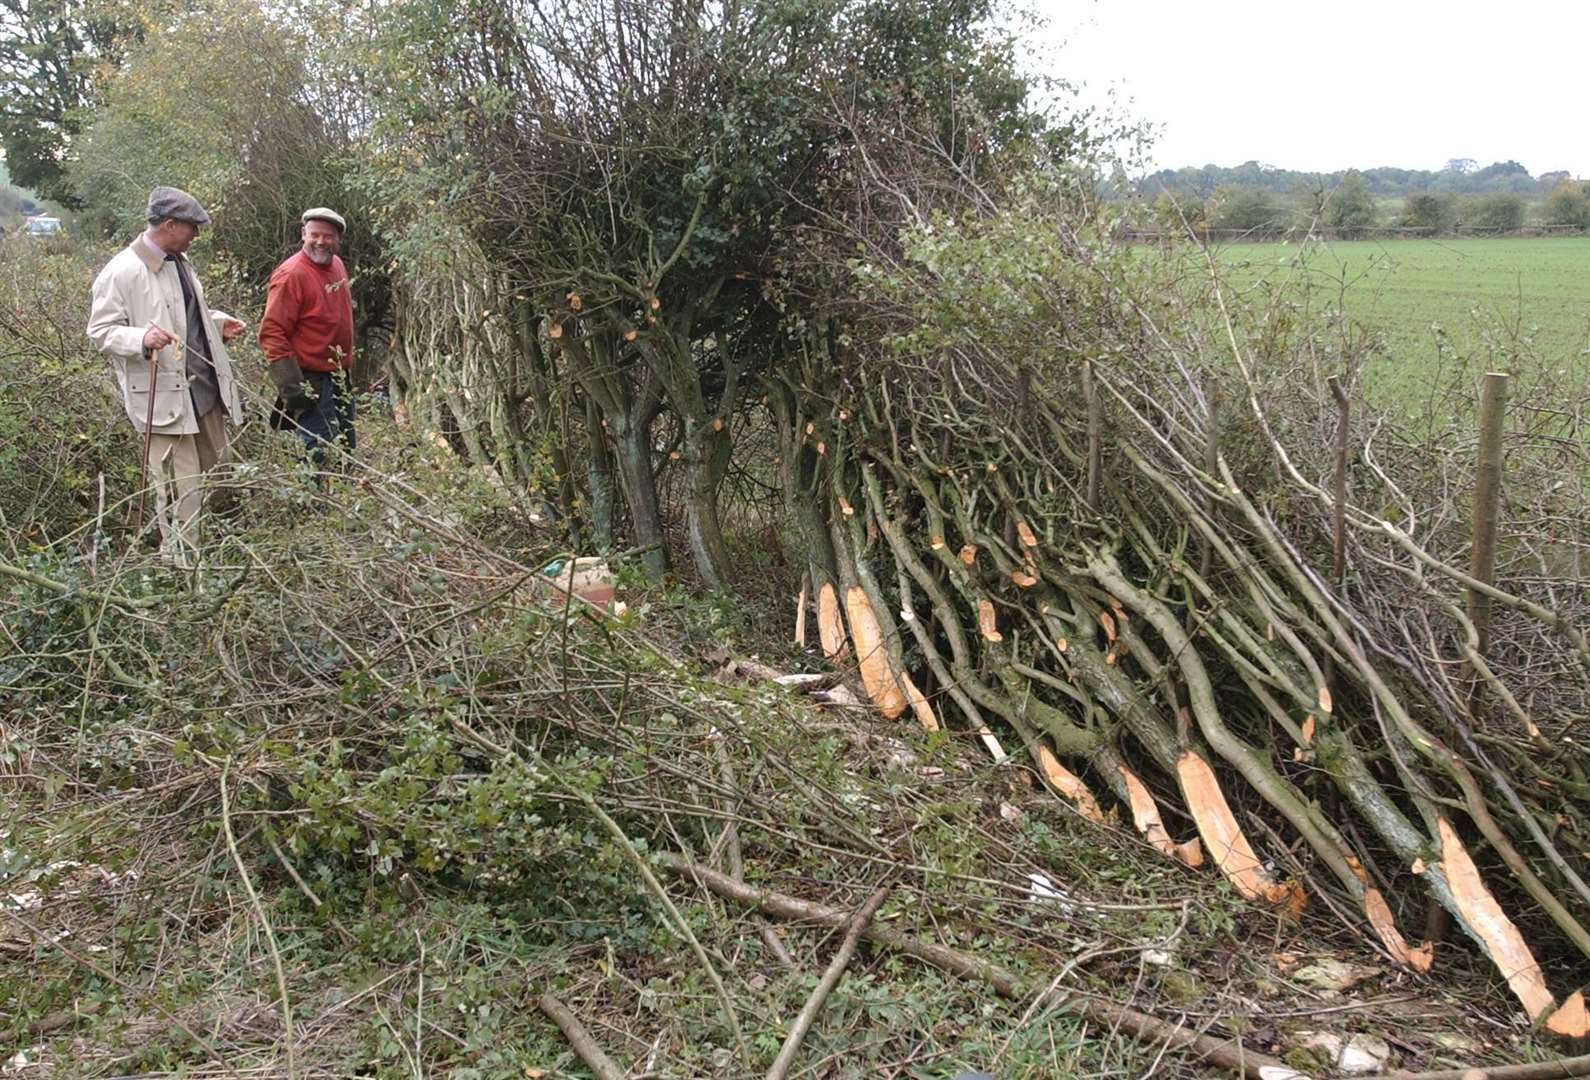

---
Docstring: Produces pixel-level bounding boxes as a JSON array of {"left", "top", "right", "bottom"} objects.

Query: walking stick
[{"left": 134, "top": 344, "right": 159, "bottom": 534}]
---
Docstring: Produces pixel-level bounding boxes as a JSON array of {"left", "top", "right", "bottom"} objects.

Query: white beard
[{"left": 306, "top": 248, "right": 334, "bottom": 265}]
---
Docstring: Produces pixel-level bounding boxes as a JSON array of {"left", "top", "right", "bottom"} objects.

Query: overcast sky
[{"left": 1034, "top": 0, "right": 1590, "bottom": 179}]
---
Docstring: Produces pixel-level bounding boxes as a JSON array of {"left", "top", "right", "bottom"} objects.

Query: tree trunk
[
  {"left": 583, "top": 396, "right": 616, "bottom": 553},
  {"left": 610, "top": 412, "right": 668, "bottom": 577},
  {"left": 684, "top": 423, "right": 734, "bottom": 590}
]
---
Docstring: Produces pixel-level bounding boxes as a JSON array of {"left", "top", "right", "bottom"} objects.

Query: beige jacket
[{"left": 87, "top": 237, "right": 242, "bottom": 435}]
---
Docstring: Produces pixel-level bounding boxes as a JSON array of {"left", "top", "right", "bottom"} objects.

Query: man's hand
[
  {"left": 219, "top": 317, "right": 246, "bottom": 342},
  {"left": 142, "top": 325, "right": 175, "bottom": 351}
]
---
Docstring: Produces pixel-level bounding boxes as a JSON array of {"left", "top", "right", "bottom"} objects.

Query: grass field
[{"left": 1213, "top": 236, "right": 1590, "bottom": 409}]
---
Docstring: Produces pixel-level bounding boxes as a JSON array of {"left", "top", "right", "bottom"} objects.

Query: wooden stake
[{"left": 1467, "top": 372, "right": 1509, "bottom": 660}]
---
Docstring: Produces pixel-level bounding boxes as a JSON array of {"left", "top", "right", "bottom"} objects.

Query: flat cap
[
  {"left": 301, "top": 206, "right": 346, "bottom": 232},
  {"left": 147, "top": 185, "right": 210, "bottom": 226}
]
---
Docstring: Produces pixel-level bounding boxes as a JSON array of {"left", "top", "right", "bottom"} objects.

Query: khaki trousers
[{"left": 145, "top": 406, "right": 228, "bottom": 566}]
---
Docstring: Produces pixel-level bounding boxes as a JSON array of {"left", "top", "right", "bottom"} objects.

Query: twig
[
  {"left": 765, "top": 885, "right": 890, "bottom": 1080},
  {"left": 537, "top": 994, "right": 625, "bottom": 1080},
  {"left": 220, "top": 760, "right": 297, "bottom": 1080},
  {"left": 657, "top": 853, "right": 1290, "bottom": 1079},
  {"left": 1388, "top": 1053, "right": 1590, "bottom": 1080}
]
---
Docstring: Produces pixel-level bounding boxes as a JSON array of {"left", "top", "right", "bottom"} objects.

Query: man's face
[
  {"left": 152, "top": 218, "right": 200, "bottom": 254},
  {"left": 302, "top": 221, "right": 341, "bottom": 265}
]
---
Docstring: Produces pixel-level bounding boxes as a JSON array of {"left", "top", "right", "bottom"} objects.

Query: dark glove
[
  {"left": 267, "top": 356, "right": 319, "bottom": 431},
  {"left": 267, "top": 355, "right": 317, "bottom": 415},
  {"left": 267, "top": 356, "right": 316, "bottom": 410}
]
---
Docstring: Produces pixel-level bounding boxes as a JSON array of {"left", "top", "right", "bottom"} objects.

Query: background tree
[
  {"left": 1401, "top": 191, "right": 1456, "bottom": 233},
  {"left": 0, "top": 0, "right": 150, "bottom": 205},
  {"left": 1468, "top": 192, "right": 1525, "bottom": 231},
  {"left": 1324, "top": 170, "right": 1376, "bottom": 237},
  {"left": 1543, "top": 180, "right": 1590, "bottom": 228},
  {"left": 1207, "top": 184, "right": 1281, "bottom": 235}
]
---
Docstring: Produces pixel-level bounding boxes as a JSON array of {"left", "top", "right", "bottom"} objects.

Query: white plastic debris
[{"left": 1296, "top": 1031, "right": 1390, "bottom": 1075}]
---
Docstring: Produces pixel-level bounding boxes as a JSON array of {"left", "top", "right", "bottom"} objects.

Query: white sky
[{"left": 1032, "top": 0, "right": 1590, "bottom": 179}]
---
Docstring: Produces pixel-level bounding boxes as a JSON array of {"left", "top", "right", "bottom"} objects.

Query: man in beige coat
[{"left": 88, "top": 186, "right": 247, "bottom": 566}]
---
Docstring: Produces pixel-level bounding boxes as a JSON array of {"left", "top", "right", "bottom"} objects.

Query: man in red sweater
[{"left": 258, "top": 207, "right": 356, "bottom": 464}]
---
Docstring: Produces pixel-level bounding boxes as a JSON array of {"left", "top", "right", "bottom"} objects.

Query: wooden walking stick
[{"left": 134, "top": 344, "right": 159, "bottom": 533}]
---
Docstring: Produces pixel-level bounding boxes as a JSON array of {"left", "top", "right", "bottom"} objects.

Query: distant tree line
[
  {"left": 1142, "top": 170, "right": 1590, "bottom": 238},
  {"left": 1141, "top": 158, "right": 1574, "bottom": 199}
]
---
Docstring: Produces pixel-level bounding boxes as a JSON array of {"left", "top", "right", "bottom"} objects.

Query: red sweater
[{"left": 257, "top": 250, "right": 355, "bottom": 373}]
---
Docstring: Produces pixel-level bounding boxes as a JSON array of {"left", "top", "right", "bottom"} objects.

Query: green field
[{"left": 1214, "top": 237, "right": 1590, "bottom": 409}]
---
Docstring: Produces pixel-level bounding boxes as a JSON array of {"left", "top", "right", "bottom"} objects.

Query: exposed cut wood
[
  {"left": 898, "top": 671, "right": 940, "bottom": 733},
  {"left": 1119, "top": 765, "right": 1204, "bottom": 867},
  {"left": 794, "top": 576, "right": 807, "bottom": 646},
  {"left": 1318, "top": 685, "right": 1333, "bottom": 714},
  {"left": 1438, "top": 816, "right": 1556, "bottom": 1020},
  {"left": 1364, "top": 886, "right": 1434, "bottom": 973},
  {"left": 845, "top": 586, "right": 908, "bottom": 719},
  {"left": 837, "top": 495, "right": 854, "bottom": 516},
  {"left": 1300, "top": 714, "right": 1316, "bottom": 746},
  {"left": 1035, "top": 746, "right": 1104, "bottom": 822},
  {"left": 978, "top": 599, "right": 1002, "bottom": 642},
  {"left": 974, "top": 722, "right": 1008, "bottom": 762},
  {"left": 1099, "top": 610, "right": 1117, "bottom": 643},
  {"left": 930, "top": 535, "right": 945, "bottom": 549},
  {"left": 1177, "top": 751, "right": 1295, "bottom": 905},
  {"left": 1546, "top": 991, "right": 1589, "bottom": 1039},
  {"left": 1010, "top": 568, "right": 1038, "bottom": 588},
  {"left": 1017, "top": 520, "right": 1039, "bottom": 548},
  {"left": 817, "top": 582, "right": 847, "bottom": 660},
  {"left": 959, "top": 544, "right": 978, "bottom": 567}
]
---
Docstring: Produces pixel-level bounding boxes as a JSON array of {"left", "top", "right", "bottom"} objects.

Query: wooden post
[
  {"left": 1467, "top": 372, "right": 1509, "bottom": 658},
  {"left": 1431, "top": 370, "right": 1508, "bottom": 947}
]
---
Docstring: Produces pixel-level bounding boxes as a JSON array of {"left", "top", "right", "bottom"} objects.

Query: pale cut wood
[
  {"left": 1546, "top": 991, "right": 1589, "bottom": 1039},
  {"left": 845, "top": 585, "right": 908, "bottom": 719},
  {"left": 1017, "top": 520, "right": 1039, "bottom": 548},
  {"left": 1119, "top": 765, "right": 1203, "bottom": 867},
  {"left": 1034, "top": 745, "right": 1104, "bottom": 822},
  {"left": 794, "top": 574, "right": 808, "bottom": 646},
  {"left": 817, "top": 582, "right": 847, "bottom": 660},
  {"left": 1177, "top": 751, "right": 1298, "bottom": 906},
  {"left": 1438, "top": 816, "right": 1555, "bottom": 1020},
  {"left": 978, "top": 599, "right": 1002, "bottom": 642},
  {"left": 1364, "top": 886, "right": 1433, "bottom": 972},
  {"left": 898, "top": 671, "right": 940, "bottom": 732}
]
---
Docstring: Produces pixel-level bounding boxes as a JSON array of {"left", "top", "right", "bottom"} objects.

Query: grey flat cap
[
  {"left": 147, "top": 185, "right": 210, "bottom": 226},
  {"left": 301, "top": 206, "right": 346, "bottom": 232}
]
